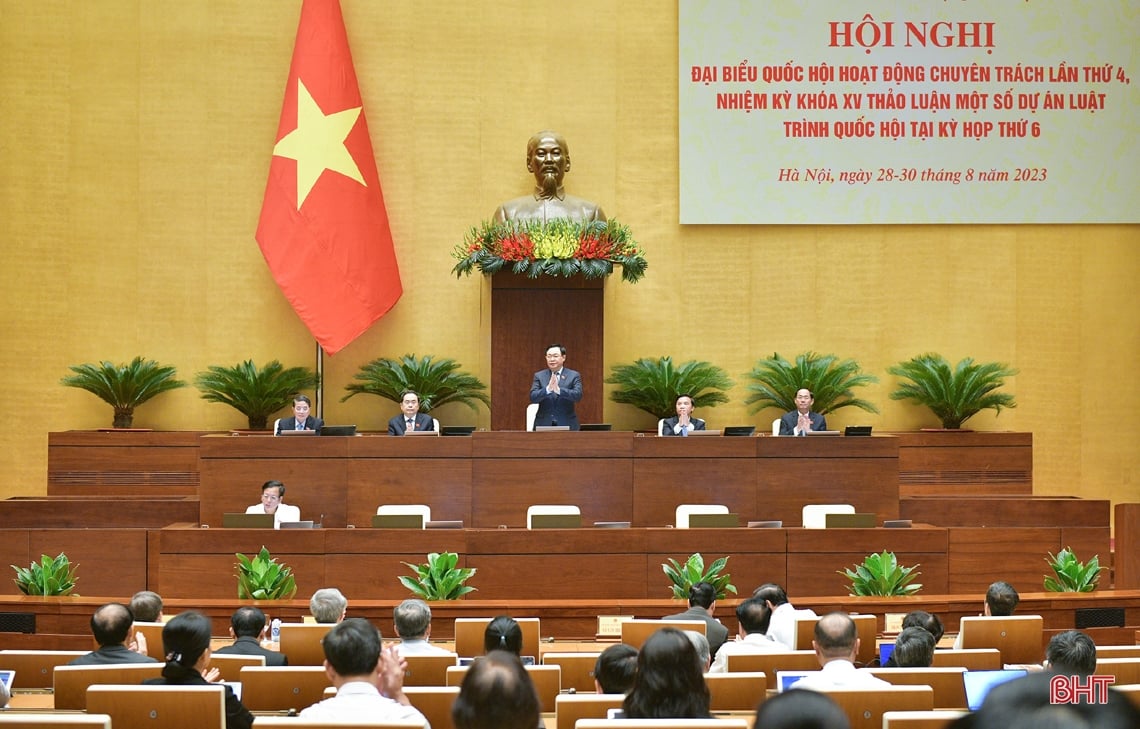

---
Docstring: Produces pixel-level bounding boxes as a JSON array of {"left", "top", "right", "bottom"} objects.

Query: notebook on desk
[{"left": 222, "top": 513, "right": 275, "bottom": 528}]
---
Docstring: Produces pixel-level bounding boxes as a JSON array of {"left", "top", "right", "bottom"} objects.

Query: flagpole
[{"left": 315, "top": 341, "right": 324, "bottom": 420}]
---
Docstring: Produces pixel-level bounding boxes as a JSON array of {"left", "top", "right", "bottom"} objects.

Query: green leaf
[
  {"left": 341, "top": 354, "right": 490, "bottom": 415},
  {"left": 888, "top": 353, "right": 1017, "bottom": 429},
  {"left": 661, "top": 552, "right": 736, "bottom": 599},
  {"left": 839, "top": 551, "right": 922, "bottom": 596},
  {"left": 744, "top": 351, "right": 879, "bottom": 416},
  {"left": 234, "top": 546, "right": 297, "bottom": 600},
  {"left": 399, "top": 552, "right": 477, "bottom": 601},
  {"left": 606, "top": 357, "right": 733, "bottom": 420},
  {"left": 195, "top": 360, "right": 319, "bottom": 430}
]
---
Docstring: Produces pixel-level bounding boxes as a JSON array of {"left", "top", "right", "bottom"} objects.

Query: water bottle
[{"left": 270, "top": 618, "right": 281, "bottom": 643}]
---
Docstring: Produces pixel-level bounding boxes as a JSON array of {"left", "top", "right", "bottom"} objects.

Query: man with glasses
[{"left": 245, "top": 479, "right": 301, "bottom": 529}]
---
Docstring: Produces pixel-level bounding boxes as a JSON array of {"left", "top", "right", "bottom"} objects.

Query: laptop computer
[
  {"left": 806, "top": 430, "right": 841, "bottom": 436},
  {"left": 404, "top": 429, "right": 439, "bottom": 436},
  {"left": 534, "top": 425, "right": 570, "bottom": 431},
  {"left": 441, "top": 425, "right": 476, "bottom": 436},
  {"left": 685, "top": 429, "right": 721, "bottom": 436},
  {"left": 963, "top": 669, "right": 1027, "bottom": 710},
  {"left": 278, "top": 429, "right": 317, "bottom": 436},
  {"left": 319, "top": 425, "right": 357, "bottom": 436},
  {"left": 279, "top": 520, "right": 316, "bottom": 529},
  {"left": 0, "top": 669, "right": 14, "bottom": 695},
  {"left": 879, "top": 642, "right": 895, "bottom": 665},
  {"left": 579, "top": 423, "right": 613, "bottom": 431},
  {"left": 845, "top": 425, "right": 873, "bottom": 436},
  {"left": 222, "top": 513, "right": 275, "bottom": 528},
  {"left": 776, "top": 670, "right": 816, "bottom": 692},
  {"left": 723, "top": 425, "right": 756, "bottom": 437}
]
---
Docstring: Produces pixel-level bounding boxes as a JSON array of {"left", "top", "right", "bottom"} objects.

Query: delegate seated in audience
[
  {"left": 143, "top": 611, "right": 253, "bottom": 729},
  {"left": 791, "top": 612, "right": 891, "bottom": 691},
  {"left": 622, "top": 627, "right": 712, "bottom": 719},
  {"left": 244, "top": 479, "right": 300, "bottom": 529},
  {"left": 1043, "top": 630, "right": 1096, "bottom": 675},
  {"left": 394, "top": 599, "right": 453, "bottom": 656},
  {"left": 214, "top": 606, "right": 288, "bottom": 666},
  {"left": 299, "top": 618, "right": 428, "bottom": 726},
  {"left": 754, "top": 582, "right": 818, "bottom": 650},
  {"left": 68, "top": 602, "right": 156, "bottom": 665},
  {"left": 890, "top": 626, "right": 937, "bottom": 667},
  {"left": 709, "top": 596, "right": 786, "bottom": 673},
  {"left": 484, "top": 615, "right": 528, "bottom": 662},
  {"left": 952, "top": 580, "right": 1020, "bottom": 649},
  {"left": 594, "top": 643, "right": 638, "bottom": 694},
  {"left": 754, "top": 689, "right": 851, "bottom": 729},
  {"left": 663, "top": 581, "right": 729, "bottom": 657},
  {"left": 129, "top": 590, "right": 164, "bottom": 623},
  {"left": 684, "top": 630, "right": 711, "bottom": 672},
  {"left": 951, "top": 670, "right": 1140, "bottom": 729},
  {"left": 452, "top": 650, "right": 541, "bottom": 729},
  {"left": 310, "top": 587, "right": 348, "bottom": 623}
]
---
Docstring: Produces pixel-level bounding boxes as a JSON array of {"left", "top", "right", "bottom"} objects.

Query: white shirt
[
  {"left": 246, "top": 502, "right": 301, "bottom": 529},
  {"left": 790, "top": 659, "right": 892, "bottom": 691},
  {"left": 396, "top": 639, "right": 456, "bottom": 657},
  {"left": 708, "top": 632, "right": 788, "bottom": 673},
  {"left": 300, "top": 681, "right": 429, "bottom": 726},
  {"left": 767, "top": 603, "right": 818, "bottom": 650}
]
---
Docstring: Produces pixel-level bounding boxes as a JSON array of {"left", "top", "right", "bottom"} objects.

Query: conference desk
[{"left": 198, "top": 432, "right": 899, "bottom": 529}]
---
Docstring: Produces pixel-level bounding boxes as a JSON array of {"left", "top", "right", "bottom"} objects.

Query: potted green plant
[
  {"left": 235, "top": 546, "right": 298, "bottom": 600},
  {"left": 399, "top": 552, "right": 477, "bottom": 600},
  {"left": 195, "top": 360, "right": 319, "bottom": 430},
  {"left": 839, "top": 551, "right": 922, "bottom": 596},
  {"left": 887, "top": 353, "right": 1017, "bottom": 430},
  {"left": 743, "top": 351, "right": 879, "bottom": 417},
  {"left": 1044, "top": 547, "right": 1104, "bottom": 592},
  {"left": 605, "top": 357, "right": 733, "bottom": 421},
  {"left": 342, "top": 354, "right": 490, "bottom": 414},
  {"left": 662, "top": 553, "right": 737, "bottom": 600},
  {"left": 60, "top": 357, "right": 186, "bottom": 428},
  {"left": 11, "top": 553, "right": 79, "bottom": 596}
]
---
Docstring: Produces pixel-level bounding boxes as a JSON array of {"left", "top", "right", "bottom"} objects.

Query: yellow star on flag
[{"left": 273, "top": 79, "right": 366, "bottom": 208}]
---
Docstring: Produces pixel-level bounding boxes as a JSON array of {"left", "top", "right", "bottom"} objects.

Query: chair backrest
[
  {"left": 278, "top": 622, "right": 335, "bottom": 665},
  {"left": 704, "top": 671, "right": 767, "bottom": 712},
  {"left": 127, "top": 622, "right": 166, "bottom": 657},
  {"left": 53, "top": 663, "right": 164, "bottom": 710},
  {"left": 208, "top": 652, "right": 265, "bottom": 682},
  {"left": 1098, "top": 645, "right": 1140, "bottom": 659},
  {"left": 771, "top": 418, "right": 781, "bottom": 436},
  {"left": 402, "top": 652, "right": 459, "bottom": 686},
  {"left": 543, "top": 651, "right": 601, "bottom": 692},
  {"left": 620, "top": 619, "right": 707, "bottom": 649},
  {"left": 794, "top": 613, "right": 877, "bottom": 666},
  {"left": 1113, "top": 683, "right": 1140, "bottom": 710},
  {"left": 0, "top": 715, "right": 112, "bottom": 727},
  {"left": 453, "top": 617, "right": 541, "bottom": 659},
  {"left": 725, "top": 651, "right": 819, "bottom": 690},
  {"left": 85, "top": 684, "right": 225, "bottom": 729},
  {"left": 882, "top": 710, "right": 970, "bottom": 729},
  {"left": 658, "top": 419, "right": 666, "bottom": 436},
  {"left": 1097, "top": 657, "right": 1140, "bottom": 685},
  {"left": 376, "top": 503, "right": 432, "bottom": 528},
  {"left": 273, "top": 417, "right": 282, "bottom": 434},
  {"left": 445, "top": 663, "right": 559, "bottom": 712},
  {"left": 555, "top": 693, "right": 625, "bottom": 729},
  {"left": 575, "top": 721, "right": 749, "bottom": 729},
  {"left": 801, "top": 503, "right": 855, "bottom": 529},
  {"left": 404, "top": 685, "right": 460, "bottom": 729},
  {"left": 819, "top": 685, "right": 935, "bottom": 729},
  {"left": 238, "top": 665, "right": 332, "bottom": 712},
  {"left": 956, "top": 615, "right": 1044, "bottom": 665},
  {"left": 675, "top": 504, "right": 729, "bottom": 529},
  {"left": 868, "top": 667, "right": 969, "bottom": 709},
  {"left": 930, "top": 649, "right": 1002, "bottom": 671},
  {"left": 526, "top": 504, "right": 581, "bottom": 528},
  {"left": 526, "top": 403, "right": 539, "bottom": 431},
  {"left": 0, "top": 650, "right": 86, "bottom": 689}
]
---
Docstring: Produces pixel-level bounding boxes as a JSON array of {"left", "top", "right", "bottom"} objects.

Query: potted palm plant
[
  {"left": 743, "top": 351, "right": 879, "bottom": 417},
  {"left": 341, "top": 354, "right": 490, "bottom": 414},
  {"left": 887, "top": 353, "right": 1017, "bottom": 429},
  {"left": 195, "top": 360, "right": 319, "bottom": 430},
  {"left": 605, "top": 356, "right": 733, "bottom": 422},
  {"left": 60, "top": 357, "right": 186, "bottom": 428}
]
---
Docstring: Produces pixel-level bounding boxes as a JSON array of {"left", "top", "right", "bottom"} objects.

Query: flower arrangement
[{"left": 451, "top": 218, "right": 647, "bottom": 283}]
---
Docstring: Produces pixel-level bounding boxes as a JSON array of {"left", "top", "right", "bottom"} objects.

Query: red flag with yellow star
[{"left": 256, "top": 0, "right": 401, "bottom": 355}]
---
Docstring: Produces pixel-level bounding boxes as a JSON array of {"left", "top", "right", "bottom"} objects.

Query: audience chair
[
  {"left": 238, "top": 665, "right": 331, "bottom": 712},
  {"left": 575, "top": 720, "right": 749, "bottom": 729},
  {"left": 402, "top": 652, "right": 459, "bottom": 686},
  {"left": 1098, "top": 645, "right": 1140, "bottom": 659},
  {"left": 526, "top": 403, "right": 539, "bottom": 431},
  {"left": 445, "top": 664, "right": 560, "bottom": 713},
  {"left": 404, "top": 685, "right": 459, "bottom": 729},
  {"left": 376, "top": 503, "right": 432, "bottom": 528},
  {"left": 278, "top": 622, "right": 335, "bottom": 666},
  {"left": 543, "top": 651, "right": 602, "bottom": 692},
  {"left": 868, "top": 667, "right": 968, "bottom": 709},
  {"left": 1113, "top": 683, "right": 1140, "bottom": 710},
  {"left": 1097, "top": 657, "right": 1140, "bottom": 685},
  {"left": 704, "top": 671, "right": 767, "bottom": 712},
  {"left": 771, "top": 418, "right": 781, "bottom": 436},
  {"left": 86, "top": 684, "right": 224, "bottom": 729},
  {"left": 526, "top": 504, "right": 581, "bottom": 529},
  {"left": 0, "top": 716, "right": 112, "bottom": 728},
  {"left": 956, "top": 615, "right": 1043, "bottom": 665},
  {"left": 801, "top": 503, "right": 855, "bottom": 529},
  {"left": 126, "top": 621, "right": 166, "bottom": 657},
  {"left": 53, "top": 663, "right": 164, "bottom": 710},
  {"left": 0, "top": 650, "right": 85, "bottom": 689},
  {"left": 453, "top": 617, "right": 541, "bottom": 659},
  {"left": 794, "top": 613, "right": 877, "bottom": 666},
  {"left": 208, "top": 652, "right": 265, "bottom": 682},
  {"left": 819, "top": 685, "right": 934, "bottom": 729},
  {"left": 658, "top": 418, "right": 666, "bottom": 436},
  {"left": 675, "top": 504, "right": 729, "bottom": 529},
  {"left": 930, "top": 648, "right": 1002, "bottom": 670},
  {"left": 882, "top": 710, "right": 970, "bottom": 729},
  {"left": 725, "top": 651, "right": 820, "bottom": 690},
  {"left": 555, "top": 693, "right": 625, "bottom": 729},
  {"left": 620, "top": 619, "right": 706, "bottom": 650}
]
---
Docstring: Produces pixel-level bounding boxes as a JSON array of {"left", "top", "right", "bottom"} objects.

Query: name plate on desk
[
  {"left": 688, "top": 513, "right": 740, "bottom": 528},
  {"left": 597, "top": 615, "right": 634, "bottom": 638}
]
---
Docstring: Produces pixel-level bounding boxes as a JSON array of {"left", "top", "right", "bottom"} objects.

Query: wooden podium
[{"left": 490, "top": 272, "right": 604, "bottom": 430}]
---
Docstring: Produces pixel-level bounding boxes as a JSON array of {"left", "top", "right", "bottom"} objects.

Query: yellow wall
[{"left": 1, "top": 2, "right": 1136, "bottom": 512}]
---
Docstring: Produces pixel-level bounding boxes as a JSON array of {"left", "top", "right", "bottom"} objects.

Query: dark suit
[
  {"left": 68, "top": 645, "right": 157, "bottom": 665},
  {"left": 663, "top": 605, "right": 730, "bottom": 657},
  {"left": 214, "top": 635, "right": 288, "bottom": 666},
  {"left": 779, "top": 410, "right": 827, "bottom": 435},
  {"left": 388, "top": 412, "right": 435, "bottom": 435},
  {"left": 529, "top": 368, "right": 583, "bottom": 430},
  {"left": 275, "top": 415, "right": 323, "bottom": 434},
  {"left": 145, "top": 664, "right": 253, "bottom": 729},
  {"left": 660, "top": 416, "right": 706, "bottom": 436}
]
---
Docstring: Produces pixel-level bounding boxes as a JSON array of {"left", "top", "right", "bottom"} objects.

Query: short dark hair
[
  {"left": 736, "top": 598, "right": 772, "bottom": 635},
  {"left": 161, "top": 611, "right": 212, "bottom": 673},
  {"left": 400, "top": 390, "right": 420, "bottom": 402},
  {"left": 893, "top": 627, "right": 936, "bottom": 667},
  {"left": 293, "top": 395, "right": 311, "bottom": 406},
  {"left": 675, "top": 393, "right": 693, "bottom": 404},
  {"left": 688, "top": 582, "right": 716, "bottom": 609},
  {"left": 394, "top": 599, "right": 431, "bottom": 640},
  {"left": 261, "top": 479, "right": 285, "bottom": 497},
  {"left": 901, "top": 610, "right": 944, "bottom": 643},
  {"left": 453, "top": 650, "right": 541, "bottom": 729},
  {"left": 129, "top": 591, "right": 163, "bottom": 623},
  {"left": 969, "top": 671, "right": 1140, "bottom": 729},
  {"left": 483, "top": 616, "right": 522, "bottom": 655},
  {"left": 754, "top": 689, "right": 851, "bottom": 729},
  {"left": 753, "top": 582, "right": 789, "bottom": 606},
  {"left": 91, "top": 603, "right": 134, "bottom": 647},
  {"left": 594, "top": 643, "right": 638, "bottom": 694},
  {"left": 986, "top": 581, "right": 1020, "bottom": 616},
  {"left": 1046, "top": 630, "right": 1097, "bottom": 675},
  {"left": 322, "top": 618, "right": 380, "bottom": 677},
  {"left": 230, "top": 606, "right": 267, "bottom": 639},
  {"left": 545, "top": 343, "right": 566, "bottom": 355},
  {"left": 813, "top": 612, "right": 857, "bottom": 658}
]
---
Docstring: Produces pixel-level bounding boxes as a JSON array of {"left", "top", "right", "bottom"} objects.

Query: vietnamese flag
[{"left": 256, "top": 0, "right": 401, "bottom": 355}]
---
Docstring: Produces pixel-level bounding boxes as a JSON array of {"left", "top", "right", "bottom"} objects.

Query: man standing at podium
[{"left": 530, "top": 344, "right": 582, "bottom": 430}]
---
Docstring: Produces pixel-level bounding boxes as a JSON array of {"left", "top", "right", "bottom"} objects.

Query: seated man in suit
[
  {"left": 388, "top": 390, "right": 435, "bottom": 435},
  {"left": 660, "top": 393, "right": 706, "bottom": 436},
  {"left": 780, "top": 388, "right": 827, "bottom": 435},
  {"left": 214, "top": 606, "right": 288, "bottom": 666},
  {"left": 663, "top": 581, "right": 729, "bottom": 657},
  {"left": 393, "top": 599, "right": 453, "bottom": 656},
  {"left": 529, "top": 343, "right": 583, "bottom": 430},
  {"left": 274, "top": 394, "right": 322, "bottom": 434},
  {"left": 68, "top": 602, "right": 157, "bottom": 665},
  {"left": 245, "top": 479, "right": 300, "bottom": 529}
]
